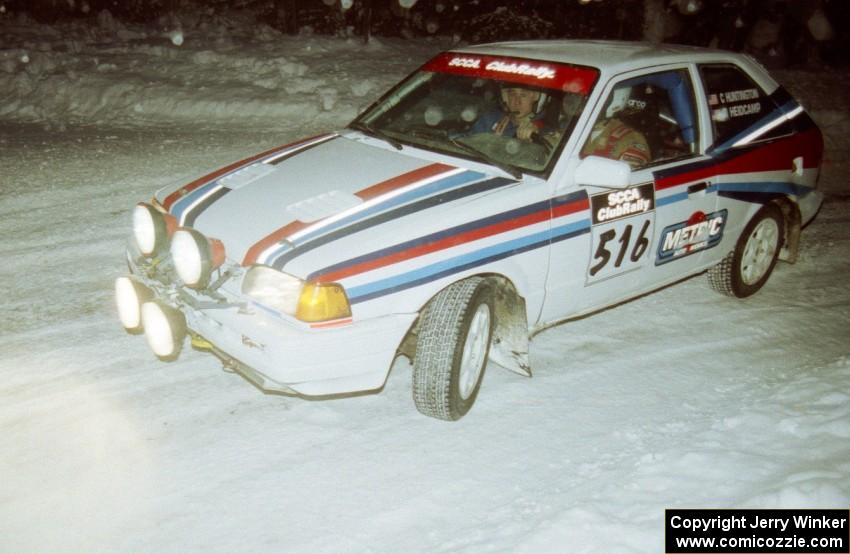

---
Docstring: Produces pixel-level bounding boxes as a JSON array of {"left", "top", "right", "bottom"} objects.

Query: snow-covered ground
[{"left": 1, "top": 9, "right": 848, "bottom": 553}]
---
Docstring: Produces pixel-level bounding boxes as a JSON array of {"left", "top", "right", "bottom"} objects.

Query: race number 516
[{"left": 588, "top": 216, "right": 653, "bottom": 282}]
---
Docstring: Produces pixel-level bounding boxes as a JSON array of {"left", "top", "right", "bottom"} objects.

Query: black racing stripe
[
  {"left": 183, "top": 187, "right": 230, "bottom": 228},
  {"left": 653, "top": 156, "right": 719, "bottom": 181},
  {"left": 182, "top": 136, "right": 336, "bottom": 228},
  {"left": 306, "top": 188, "right": 589, "bottom": 282},
  {"left": 349, "top": 225, "right": 590, "bottom": 304},
  {"left": 793, "top": 110, "right": 818, "bottom": 133},
  {"left": 770, "top": 86, "right": 794, "bottom": 107},
  {"left": 267, "top": 135, "right": 337, "bottom": 166},
  {"left": 307, "top": 197, "right": 553, "bottom": 281},
  {"left": 271, "top": 176, "right": 516, "bottom": 270},
  {"left": 717, "top": 191, "right": 783, "bottom": 205}
]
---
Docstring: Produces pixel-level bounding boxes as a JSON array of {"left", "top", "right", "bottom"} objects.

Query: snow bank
[
  {"left": 0, "top": 9, "right": 441, "bottom": 132},
  {"left": 2, "top": 12, "right": 848, "bottom": 193}
]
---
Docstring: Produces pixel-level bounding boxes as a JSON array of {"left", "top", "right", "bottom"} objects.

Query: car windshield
[{"left": 352, "top": 53, "right": 600, "bottom": 176}]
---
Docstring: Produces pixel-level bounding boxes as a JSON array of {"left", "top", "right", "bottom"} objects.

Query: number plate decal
[{"left": 587, "top": 183, "right": 656, "bottom": 284}]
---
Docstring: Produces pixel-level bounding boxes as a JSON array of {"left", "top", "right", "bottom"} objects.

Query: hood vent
[
  {"left": 219, "top": 162, "right": 276, "bottom": 190},
  {"left": 286, "top": 190, "right": 363, "bottom": 223}
]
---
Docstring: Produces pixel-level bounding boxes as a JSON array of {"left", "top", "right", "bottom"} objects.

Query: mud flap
[{"left": 489, "top": 279, "right": 532, "bottom": 377}]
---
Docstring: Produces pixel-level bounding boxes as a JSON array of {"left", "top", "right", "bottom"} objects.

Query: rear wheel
[
  {"left": 412, "top": 278, "right": 494, "bottom": 421},
  {"left": 708, "top": 204, "right": 784, "bottom": 298}
]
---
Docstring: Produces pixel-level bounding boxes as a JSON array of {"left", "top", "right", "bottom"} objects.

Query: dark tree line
[{"left": 3, "top": 0, "right": 848, "bottom": 66}]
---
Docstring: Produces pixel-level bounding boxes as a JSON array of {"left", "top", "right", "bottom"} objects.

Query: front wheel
[
  {"left": 412, "top": 278, "right": 494, "bottom": 421},
  {"left": 708, "top": 204, "right": 784, "bottom": 298}
]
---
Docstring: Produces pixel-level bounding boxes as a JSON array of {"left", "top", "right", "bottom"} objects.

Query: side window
[
  {"left": 581, "top": 69, "right": 698, "bottom": 170},
  {"left": 699, "top": 64, "right": 788, "bottom": 147}
]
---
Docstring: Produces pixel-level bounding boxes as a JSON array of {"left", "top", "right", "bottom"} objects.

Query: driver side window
[{"left": 581, "top": 69, "right": 699, "bottom": 170}]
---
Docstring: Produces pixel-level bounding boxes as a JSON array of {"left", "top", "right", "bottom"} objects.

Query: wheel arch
[
  {"left": 771, "top": 196, "right": 801, "bottom": 263},
  {"left": 397, "top": 272, "right": 532, "bottom": 377}
]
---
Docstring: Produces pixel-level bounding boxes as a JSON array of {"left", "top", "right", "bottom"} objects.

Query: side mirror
[{"left": 574, "top": 156, "right": 631, "bottom": 189}]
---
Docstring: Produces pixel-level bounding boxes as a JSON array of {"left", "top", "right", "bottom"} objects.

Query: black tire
[
  {"left": 708, "top": 204, "right": 784, "bottom": 298},
  {"left": 412, "top": 278, "right": 494, "bottom": 421}
]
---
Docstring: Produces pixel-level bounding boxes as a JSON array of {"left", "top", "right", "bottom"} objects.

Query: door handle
[{"left": 687, "top": 182, "right": 708, "bottom": 194}]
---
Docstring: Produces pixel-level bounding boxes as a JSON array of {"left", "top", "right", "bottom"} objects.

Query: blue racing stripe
[
  {"left": 348, "top": 219, "right": 591, "bottom": 304},
  {"left": 171, "top": 182, "right": 221, "bottom": 223},
  {"left": 170, "top": 135, "right": 336, "bottom": 223},
  {"left": 308, "top": 198, "right": 552, "bottom": 281},
  {"left": 716, "top": 181, "right": 811, "bottom": 197},
  {"left": 308, "top": 189, "right": 588, "bottom": 282},
  {"left": 657, "top": 180, "right": 808, "bottom": 208},
  {"left": 657, "top": 191, "right": 689, "bottom": 207},
  {"left": 289, "top": 170, "right": 486, "bottom": 246},
  {"left": 270, "top": 176, "right": 517, "bottom": 270}
]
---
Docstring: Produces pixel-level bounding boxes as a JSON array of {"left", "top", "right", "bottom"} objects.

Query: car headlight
[
  {"left": 242, "top": 265, "right": 351, "bottom": 323},
  {"left": 141, "top": 300, "right": 187, "bottom": 360},
  {"left": 133, "top": 202, "right": 176, "bottom": 257},
  {"left": 241, "top": 265, "right": 302, "bottom": 316},
  {"left": 170, "top": 228, "right": 225, "bottom": 289},
  {"left": 115, "top": 276, "right": 153, "bottom": 333}
]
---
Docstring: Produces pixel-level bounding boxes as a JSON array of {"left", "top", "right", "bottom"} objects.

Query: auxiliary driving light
[
  {"left": 170, "top": 228, "right": 226, "bottom": 289},
  {"left": 115, "top": 276, "right": 153, "bottom": 333},
  {"left": 141, "top": 300, "right": 187, "bottom": 360},
  {"left": 133, "top": 203, "right": 176, "bottom": 257}
]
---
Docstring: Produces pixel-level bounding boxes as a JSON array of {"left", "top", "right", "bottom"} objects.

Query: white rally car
[{"left": 116, "top": 41, "right": 823, "bottom": 420}]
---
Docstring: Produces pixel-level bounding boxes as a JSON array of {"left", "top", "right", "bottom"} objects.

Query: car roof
[{"left": 453, "top": 40, "right": 776, "bottom": 90}]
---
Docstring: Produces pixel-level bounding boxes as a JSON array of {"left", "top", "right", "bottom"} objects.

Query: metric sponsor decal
[
  {"left": 656, "top": 209, "right": 727, "bottom": 265},
  {"left": 587, "top": 183, "right": 656, "bottom": 283}
]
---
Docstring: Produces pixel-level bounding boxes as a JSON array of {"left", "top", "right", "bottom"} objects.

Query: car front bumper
[
  {"left": 124, "top": 248, "right": 417, "bottom": 397},
  {"left": 184, "top": 301, "right": 416, "bottom": 396}
]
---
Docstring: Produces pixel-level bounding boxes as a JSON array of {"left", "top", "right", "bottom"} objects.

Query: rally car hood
[{"left": 156, "top": 134, "right": 457, "bottom": 270}]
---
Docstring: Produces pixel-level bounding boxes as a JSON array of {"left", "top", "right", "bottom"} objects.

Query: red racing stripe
[
  {"left": 656, "top": 127, "right": 822, "bottom": 191},
  {"left": 162, "top": 135, "right": 328, "bottom": 211},
  {"left": 242, "top": 220, "right": 310, "bottom": 267},
  {"left": 241, "top": 162, "right": 455, "bottom": 266},
  {"left": 317, "top": 197, "right": 589, "bottom": 283},
  {"left": 553, "top": 196, "right": 590, "bottom": 218},
  {"left": 309, "top": 317, "right": 353, "bottom": 329},
  {"left": 355, "top": 163, "right": 454, "bottom": 200}
]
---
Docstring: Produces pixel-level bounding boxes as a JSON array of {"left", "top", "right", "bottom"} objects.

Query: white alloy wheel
[
  {"left": 740, "top": 217, "right": 779, "bottom": 285},
  {"left": 458, "top": 303, "right": 492, "bottom": 400},
  {"left": 707, "top": 204, "right": 784, "bottom": 298}
]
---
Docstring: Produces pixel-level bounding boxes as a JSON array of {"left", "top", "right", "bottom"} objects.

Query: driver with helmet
[
  {"left": 581, "top": 86, "right": 651, "bottom": 169},
  {"left": 471, "top": 84, "right": 547, "bottom": 141}
]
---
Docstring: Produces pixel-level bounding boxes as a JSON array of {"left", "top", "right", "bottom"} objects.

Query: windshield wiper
[
  {"left": 348, "top": 121, "right": 403, "bottom": 150},
  {"left": 449, "top": 137, "right": 523, "bottom": 180}
]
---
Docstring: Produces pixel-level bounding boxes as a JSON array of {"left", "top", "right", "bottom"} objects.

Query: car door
[
  {"left": 613, "top": 67, "right": 723, "bottom": 288},
  {"left": 565, "top": 66, "right": 715, "bottom": 315}
]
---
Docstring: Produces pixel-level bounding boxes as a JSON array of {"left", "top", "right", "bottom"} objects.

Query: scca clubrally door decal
[{"left": 586, "top": 183, "right": 656, "bottom": 284}]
